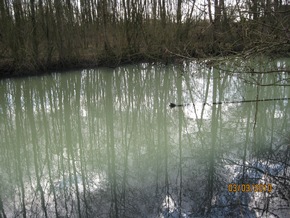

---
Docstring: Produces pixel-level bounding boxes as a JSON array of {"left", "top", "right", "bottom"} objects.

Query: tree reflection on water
[{"left": 0, "top": 59, "right": 290, "bottom": 217}]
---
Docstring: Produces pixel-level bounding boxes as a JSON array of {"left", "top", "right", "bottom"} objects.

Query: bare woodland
[{"left": 0, "top": 0, "right": 289, "bottom": 77}]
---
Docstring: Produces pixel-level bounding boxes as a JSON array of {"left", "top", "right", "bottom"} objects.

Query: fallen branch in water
[
  {"left": 170, "top": 97, "right": 290, "bottom": 108},
  {"left": 212, "top": 97, "right": 290, "bottom": 105}
]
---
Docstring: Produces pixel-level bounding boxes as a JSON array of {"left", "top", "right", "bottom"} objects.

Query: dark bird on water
[{"left": 169, "top": 103, "right": 184, "bottom": 108}]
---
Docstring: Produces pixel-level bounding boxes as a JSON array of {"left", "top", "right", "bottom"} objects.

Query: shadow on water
[{"left": 0, "top": 58, "right": 290, "bottom": 217}]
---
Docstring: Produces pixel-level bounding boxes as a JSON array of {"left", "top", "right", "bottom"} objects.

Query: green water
[{"left": 0, "top": 58, "right": 290, "bottom": 217}]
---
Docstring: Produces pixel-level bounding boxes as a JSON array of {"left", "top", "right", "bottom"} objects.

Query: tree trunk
[
  {"left": 252, "top": 0, "right": 258, "bottom": 20},
  {"left": 177, "top": 0, "right": 182, "bottom": 24},
  {"left": 208, "top": 0, "right": 213, "bottom": 23},
  {"left": 30, "top": 0, "right": 38, "bottom": 63}
]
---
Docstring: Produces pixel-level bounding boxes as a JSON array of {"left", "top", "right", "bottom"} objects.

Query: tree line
[{"left": 0, "top": 0, "right": 289, "bottom": 76}]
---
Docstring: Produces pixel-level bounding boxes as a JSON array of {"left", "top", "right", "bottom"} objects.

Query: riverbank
[
  {"left": 0, "top": 51, "right": 177, "bottom": 79},
  {"left": 1, "top": 38, "right": 290, "bottom": 79},
  {"left": 1, "top": 44, "right": 289, "bottom": 80}
]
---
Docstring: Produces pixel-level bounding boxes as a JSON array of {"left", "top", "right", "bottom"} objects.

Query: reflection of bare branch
[
  {"left": 211, "top": 97, "right": 290, "bottom": 105},
  {"left": 169, "top": 97, "right": 290, "bottom": 107},
  {"left": 249, "top": 70, "right": 290, "bottom": 74},
  {"left": 239, "top": 77, "right": 290, "bottom": 86},
  {"left": 219, "top": 67, "right": 290, "bottom": 75},
  {"left": 253, "top": 79, "right": 260, "bottom": 130},
  {"left": 224, "top": 158, "right": 290, "bottom": 182}
]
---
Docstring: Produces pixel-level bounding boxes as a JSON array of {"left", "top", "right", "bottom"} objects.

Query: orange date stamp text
[{"left": 228, "top": 183, "right": 272, "bottom": 193}]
